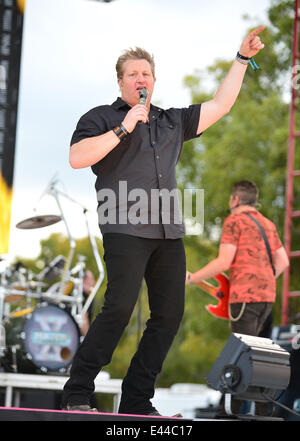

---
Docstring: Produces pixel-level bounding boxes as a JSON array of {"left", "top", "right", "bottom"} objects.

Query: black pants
[
  {"left": 230, "top": 302, "right": 273, "bottom": 336},
  {"left": 61, "top": 233, "right": 186, "bottom": 414}
]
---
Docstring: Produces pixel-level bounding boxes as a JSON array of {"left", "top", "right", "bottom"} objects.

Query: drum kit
[{"left": 0, "top": 177, "right": 105, "bottom": 376}]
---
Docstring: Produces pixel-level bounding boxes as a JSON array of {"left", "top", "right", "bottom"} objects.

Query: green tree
[{"left": 176, "top": 16, "right": 300, "bottom": 329}]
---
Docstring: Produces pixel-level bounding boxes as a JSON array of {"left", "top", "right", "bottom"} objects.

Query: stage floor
[{"left": 0, "top": 406, "right": 191, "bottom": 421}]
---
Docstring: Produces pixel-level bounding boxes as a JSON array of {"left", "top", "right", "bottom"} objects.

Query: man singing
[{"left": 62, "top": 28, "right": 265, "bottom": 416}]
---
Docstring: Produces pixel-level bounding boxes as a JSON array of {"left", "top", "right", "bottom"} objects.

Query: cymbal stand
[
  {"left": 45, "top": 179, "right": 76, "bottom": 297},
  {"left": 42, "top": 179, "right": 105, "bottom": 327},
  {"left": 69, "top": 254, "right": 86, "bottom": 319},
  {"left": 76, "top": 208, "right": 105, "bottom": 326}
]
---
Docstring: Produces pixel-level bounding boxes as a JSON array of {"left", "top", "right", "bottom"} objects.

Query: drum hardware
[
  {"left": 0, "top": 176, "right": 106, "bottom": 374},
  {"left": 45, "top": 177, "right": 77, "bottom": 298},
  {"left": 63, "top": 280, "right": 74, "bottom": 296},
  {"left": 32, "top": 175, "right": 105, "bottom": 328},
  {"left": 0, "top": 323, "right": 5, "bottom": 357},
  {"left": 77, "top": 208, "right": 105, "bottom": 326},
  {"left": 27, "top": 281, "right": 48, "bottom": 291},
  {"left": 41, "top": 280, "right": 78, "bottom": 305},
  {"left": 10, "top": 307, "right": 34, "bottom": 319},
  {"left": 10, "top": 344, "right": 21, "bottom": 373},
  {"left": 15, "top": 174, "right": 76, "bottom": 300},
  {"left": 0, "top": 285, "right": 6, "bottom": 356},
  {"left": 37, "top": 255, "right": 66, "bottom": 282}
]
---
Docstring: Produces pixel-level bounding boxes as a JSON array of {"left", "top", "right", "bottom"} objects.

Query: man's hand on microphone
[{"left": 122, "top": 104, "right": 149, "bottom": 133}]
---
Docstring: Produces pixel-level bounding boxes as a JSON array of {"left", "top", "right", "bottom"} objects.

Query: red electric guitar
[{"left": 194, "top": 273, "right": 230, "bottom": 320}]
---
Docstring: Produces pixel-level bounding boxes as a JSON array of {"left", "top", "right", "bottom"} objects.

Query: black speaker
[{"left": 207, "top": 333, "right": 290, "bottom": 403}]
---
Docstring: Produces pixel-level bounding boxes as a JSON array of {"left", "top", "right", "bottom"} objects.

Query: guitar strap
[{"left": 245, "top": 212, "right": 276, "bottom": 276}]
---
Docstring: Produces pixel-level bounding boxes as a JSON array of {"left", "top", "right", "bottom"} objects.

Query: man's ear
[
  {"left": 118, "top": 78, "right": 123, "bottom": 88},
  {"left": 234, "top": 195, "right": 240, "bottom": 207}
]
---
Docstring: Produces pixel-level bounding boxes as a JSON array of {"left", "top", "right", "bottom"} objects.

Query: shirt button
[
  {"left": 159, "top": 174, "right": 162, "bottom": 178},
  {"left": 152, "top": 141, "right": 156, "bottom": 145},
  {"left": 156, "top": 155, "right": 160, "bottom": 159}
]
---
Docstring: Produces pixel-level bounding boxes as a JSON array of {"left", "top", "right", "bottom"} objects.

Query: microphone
[{"left": 139, "top": 88, "right": 149, "bottom": 106}]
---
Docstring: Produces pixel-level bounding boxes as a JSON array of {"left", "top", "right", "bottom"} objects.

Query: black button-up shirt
[{"left": 70, "top": 97, "right": 201, "bottom": 239}]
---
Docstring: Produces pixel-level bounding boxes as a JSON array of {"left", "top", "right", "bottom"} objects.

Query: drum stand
[
  {"left": 42, "top": 177, "right": 105, "bottom": 329},
  {"left": 0, "top": 264, "right": 10, "bottom": 357},
  {"left": 0, "top": 177, "right": 105, "bottom": 374}
]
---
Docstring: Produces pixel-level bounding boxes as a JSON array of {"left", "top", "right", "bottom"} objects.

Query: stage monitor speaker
[{"left": 207, "top": 333, "right": 290, "bottom": 403}]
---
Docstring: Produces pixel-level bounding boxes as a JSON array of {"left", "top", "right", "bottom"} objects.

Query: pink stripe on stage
[{"left": 0, "top": 406, "right": 181, "bottom": 419}]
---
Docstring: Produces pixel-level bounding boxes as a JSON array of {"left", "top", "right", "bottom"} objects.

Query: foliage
[{"left": 178, "top": 4, "right": 300, "bottom": 327}]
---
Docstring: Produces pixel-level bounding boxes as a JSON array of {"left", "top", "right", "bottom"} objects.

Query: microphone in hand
[{"left": 139, "top": 88, "right": 149, "bottom": 106}]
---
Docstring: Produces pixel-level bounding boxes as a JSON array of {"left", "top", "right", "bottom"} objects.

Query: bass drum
[{"left": 3, "top": 304, "right": 80, "bottom": 374}]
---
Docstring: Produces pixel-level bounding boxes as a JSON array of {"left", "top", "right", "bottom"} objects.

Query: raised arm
[{"left": 197, "top": 26, "right": 265, "bottom": 134}]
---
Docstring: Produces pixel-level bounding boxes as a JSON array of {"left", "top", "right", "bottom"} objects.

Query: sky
[{"left": 8, "top": 0, "right": 272, "bottom": 261}]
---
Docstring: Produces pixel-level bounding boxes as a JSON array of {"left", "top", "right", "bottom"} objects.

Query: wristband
[
  {"left": 236, "top": 51, "right": 261, "bottom": 71},
  {"left": 236, "top": 51, "right": 249, "bottom": 60},
  {"left": 236, "top": 56, "right": 249, "bottom": 66},
  {"left": 113, "top": 123, "right": 129, "bottom": 141},
  {"left": 236, "top": 51, "right": 249, "bottom": 66}
]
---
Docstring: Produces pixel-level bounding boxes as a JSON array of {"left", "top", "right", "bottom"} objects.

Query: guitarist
[{"left": 186, "top": 180, "right": 289, "bottom": 337}]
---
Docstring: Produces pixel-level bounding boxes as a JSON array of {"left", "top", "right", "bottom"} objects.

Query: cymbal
[{"left": 16, "top": 215, "right": 62, "bottom": 230}]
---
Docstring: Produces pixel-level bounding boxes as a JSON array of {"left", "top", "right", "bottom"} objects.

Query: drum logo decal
[
  {"left": 23, "top": 305, "right": 79, "bottom": 370},
  {"left": 31, "top": 314, "right": 71, "bottom": 362}
]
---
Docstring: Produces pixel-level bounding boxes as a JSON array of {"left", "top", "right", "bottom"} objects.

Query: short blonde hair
[{"left": 116, "top": 47, "right": 155, "bottom": 79}]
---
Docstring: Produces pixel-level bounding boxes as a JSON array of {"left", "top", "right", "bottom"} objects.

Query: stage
[
  {"left": 0, "top": 372, "right": 122, "bottom": 411},
  {"left": 0, "top": 406, "right": 190, "bottom": 422}
]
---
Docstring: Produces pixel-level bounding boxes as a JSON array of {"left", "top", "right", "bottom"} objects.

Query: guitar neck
[{"left": 195, "top": 280, "right": 217, "bottom": 298}]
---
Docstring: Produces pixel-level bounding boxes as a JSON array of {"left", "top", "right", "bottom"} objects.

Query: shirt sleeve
[
  {"left": 70, "top": 108, "right": 106, "bottom": 146},
  {"left": 181, "top": 104, "right": 202, "bottom": 142},
  {"left": 270, "top": 226, "right": 283, "bottom": 253},
  {"left": 220, "top": 215, "right": 240, "bottom": 246}
]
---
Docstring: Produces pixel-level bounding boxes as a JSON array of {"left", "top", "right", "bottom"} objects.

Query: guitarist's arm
[
  {"left": 273, "top": 246, "right": 289, "bottom": 278},
  {"left": 186, "top": 243, "right": 237, "bottom": 284}
]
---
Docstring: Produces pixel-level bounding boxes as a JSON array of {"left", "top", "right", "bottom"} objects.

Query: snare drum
[{"left": 3, "top": 304, "right": 80, "bottom": 374}]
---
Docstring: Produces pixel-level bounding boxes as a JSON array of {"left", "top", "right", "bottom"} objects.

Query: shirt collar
[
  {"left": 111, "top": 97, "right": 131, "bottom": 110},
  {"left": 111, "top": 97, "right": 163, "bottom": 117}
]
